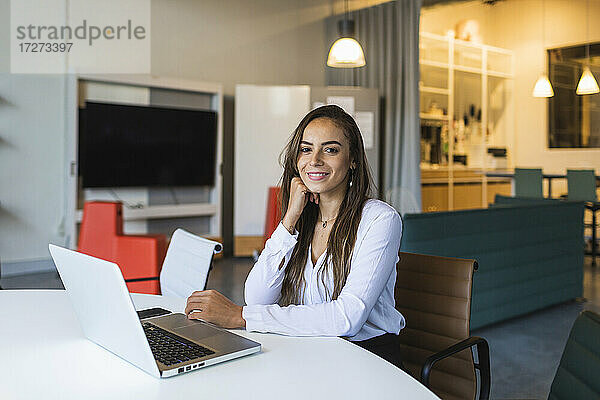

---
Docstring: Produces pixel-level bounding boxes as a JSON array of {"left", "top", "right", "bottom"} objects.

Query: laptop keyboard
[{"left": 142, "top": 322, "right": 215, "bottom": 366}]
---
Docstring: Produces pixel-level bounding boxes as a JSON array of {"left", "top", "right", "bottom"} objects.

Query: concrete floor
[{"left": 1, "top": 255, "right": 598, "bottom": 400}]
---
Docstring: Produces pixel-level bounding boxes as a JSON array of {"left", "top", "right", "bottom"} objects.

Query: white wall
[
  {"left": 150, "top": 0, "right": 330, "bottom": 95},
  {"left": 149, "top": 0, "right": 396, "bottom": 95},
  {"left": 0, "top": 0, "right": 8, "bottom": 73},
  {"left": 421, "top": 0, "right": 600, "bottom": 196},
  {"left": 0, "top": 75, "right": 68, "bottom": 263},
  {"left": 0, "top": 0, "right": 69, "bottom": 265}
]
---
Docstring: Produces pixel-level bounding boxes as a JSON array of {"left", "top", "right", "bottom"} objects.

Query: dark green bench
[{"left": 400, "top": 197, "right": 584, "bottom": 329}]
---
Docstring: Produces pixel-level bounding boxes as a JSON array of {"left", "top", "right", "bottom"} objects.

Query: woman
[{"left": 185, "top": 105, "right": 405, "bottom": 368}]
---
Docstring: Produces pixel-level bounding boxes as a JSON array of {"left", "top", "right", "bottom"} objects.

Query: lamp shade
[
  {"left": 576, "top": 66, "right": 600, "bottom": 95},
  {"left": 532, "top": 74, "right": 554, "bottom": 97},
  {"left": 327, "top": 37, "right": 366, "bottom": 68},
  {"left": 327, "top": 19, "right": 366, "bottom": 68}
]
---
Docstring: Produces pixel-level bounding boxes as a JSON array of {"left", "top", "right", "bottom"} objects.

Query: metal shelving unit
[{"left": 419, "top": 32, "right": 515, "bottom": 211}]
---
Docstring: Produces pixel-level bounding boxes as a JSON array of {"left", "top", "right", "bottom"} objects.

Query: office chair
[
  {"left": 548, "top": 310, "right": 600, "bottom": 399},
  {"left": 78, "top": 201, "right": 167, "bottom": 294},
  {"left": 514, "top": 168, "right": 543, "bottom": 198},
  {"left": 567, "top": 169, "right": 599, "bottom": 266},
  {"left": 395, "top": 252, "right": 490, "bottom": 400},
  {"left": 264, "top": 186, "right": 282, "bottom": 248},
  {"left": 159, "top": 228, "right": 223, "bottom": 299}
]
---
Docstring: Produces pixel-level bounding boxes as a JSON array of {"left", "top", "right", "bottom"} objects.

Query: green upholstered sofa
[
  {"left": 549, "top": 310, "right": 600, "bottom": 399},
  {"left": 400, "top": 196, "right": 584, "bottom": 330}
]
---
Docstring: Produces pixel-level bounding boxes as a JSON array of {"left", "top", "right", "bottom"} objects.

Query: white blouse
[{"left": 242, "top": 199, "right": 405, "bottom": 342}]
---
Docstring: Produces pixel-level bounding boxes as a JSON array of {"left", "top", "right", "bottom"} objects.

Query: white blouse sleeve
[
  {"left": 244, "top": 222, "right": 299, "bottom": 305},
  {"left": 242, "top": 210, "right": 402, "bottom": 337}
]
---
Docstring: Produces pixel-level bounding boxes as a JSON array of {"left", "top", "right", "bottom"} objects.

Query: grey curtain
[{"left": 326, "top": 0, "right": 422, "bottom": 215}]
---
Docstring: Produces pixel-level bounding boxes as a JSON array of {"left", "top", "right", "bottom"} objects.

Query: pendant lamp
[
  {"left": 576, "top": 0, "right": 599, "bottom": 95},
  {"left": 533, "top": 0, "right": 553, "bottom": 97},
  {"left": 327, "top": 0, "right": 366, "bottom": 68},
  {"left": 577, "top": 66, "right": 600, "bottom": 95},
  {"left": 533, "top": 75, "right": 554, "bottom": 97}
]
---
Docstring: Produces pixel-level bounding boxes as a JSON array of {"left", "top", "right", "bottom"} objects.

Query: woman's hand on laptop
[{"left": 185, "top": 290, "right": 246, "bottom": 329}]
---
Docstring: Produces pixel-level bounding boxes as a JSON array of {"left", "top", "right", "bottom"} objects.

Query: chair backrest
[
  {"left": 395, "top": 252, "right": 478, "bottom": 400},
  {"left": 514, "top": 168, "right": 543, "bottom": 198},
  {"left": 548, "top": 310, "right": 600, "bottom": 399},
  {"left": 159, "top": 229, "right": 223, "bottom": 299},
  {"left": 78, "top": 201, "right": 124, "bottom": 260},
  {"left": 567, "top": 169, "right": 598, "bottom": 202}
]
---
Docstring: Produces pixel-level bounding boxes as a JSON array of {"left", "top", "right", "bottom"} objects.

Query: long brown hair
[{"left": 278, "top": 105, "right": 375, "bottom": 306}]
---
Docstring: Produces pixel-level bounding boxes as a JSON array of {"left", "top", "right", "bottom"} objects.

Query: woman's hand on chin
[
  {"left": 185, "top": 290, "right": 245, "bottom": 329},
  {"left": 282, "top": 177, "right": 318, "bottom": 233}
]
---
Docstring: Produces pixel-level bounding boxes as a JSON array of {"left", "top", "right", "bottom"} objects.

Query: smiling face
[{"left": 297, "top": 117, "right": 354, "bottom": 196}]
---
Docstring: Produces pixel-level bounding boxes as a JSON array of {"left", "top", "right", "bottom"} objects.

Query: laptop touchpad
[{"left": 175, "top": 323, "right": 221, "bottom": 341}]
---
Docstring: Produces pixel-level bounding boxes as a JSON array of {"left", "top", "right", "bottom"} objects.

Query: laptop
[{"left": 49, "top": 244, "right": 261, "bottom": 378}]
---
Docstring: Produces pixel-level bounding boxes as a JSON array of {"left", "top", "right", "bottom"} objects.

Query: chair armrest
[{"left": 421, "top": 336, "right": 490, "bottom": 400}]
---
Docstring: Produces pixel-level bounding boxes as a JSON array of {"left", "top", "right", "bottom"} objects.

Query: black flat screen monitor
[{"left": 79, "top": 101, "right": 217, "bottom": 188}]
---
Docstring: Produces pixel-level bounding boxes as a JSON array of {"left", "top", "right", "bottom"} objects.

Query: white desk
[{"left": 0, "top": 290, "right": 440, "bottom": 400}]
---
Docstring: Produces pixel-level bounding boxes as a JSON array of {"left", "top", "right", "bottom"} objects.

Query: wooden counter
[{"left": 421, "top": 167, "right": 512, "bottom": 212}]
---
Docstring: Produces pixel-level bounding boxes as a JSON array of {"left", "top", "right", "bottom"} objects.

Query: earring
[{"left": 349, "top": 169, "right": 353, "bottom": 187}]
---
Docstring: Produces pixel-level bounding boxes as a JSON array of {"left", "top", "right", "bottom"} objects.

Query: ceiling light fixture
[
  {"left": 533, "top": 0, "right": 553, "bottom": 98},
  {"left": 326, "top": 0, "right": 366, "bottom": 68},
  {"left": 576, "top": 0, "right": 599, "bottom": 95},
  {"left": 533, "top": 75, "right": 555, "bottom": 98},
  {"left": 577, "top": 66, "right": 600, "bottom": 95}
]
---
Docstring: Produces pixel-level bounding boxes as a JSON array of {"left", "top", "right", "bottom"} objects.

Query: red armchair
[{"left": 77, "top": 201, "right": 167, "bottom": 294}]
